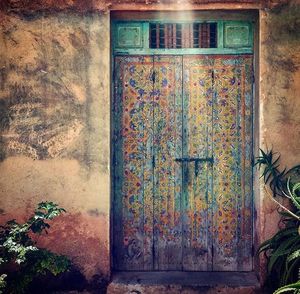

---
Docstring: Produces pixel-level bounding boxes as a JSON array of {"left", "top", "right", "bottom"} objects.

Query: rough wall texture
[
  {"left": 258, "top": 0, "right": 300, "bottom": 276},
  {"left": 0, "top": 0, "right": 299, "bottom": 292},
  {"left": 0, "top": 0, "right": 288, "bottom": 13},
  {"left": 0, "top": 11, "right": 110, "bottom": 286}
]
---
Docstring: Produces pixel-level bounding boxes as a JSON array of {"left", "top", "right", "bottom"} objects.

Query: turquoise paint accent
[
  {"left": 114, "top": 22, "right": 144, "bottom": 48},
  {"left": 113, "top": 48, "right": 253, "bottom": 55},
  {"left": 223, "top": 21, "right": 253, "bottom": 49},
  {"left": 143, "top": 22, "right": 150, "bottom": 50},
  {"left": 113, "top": 20, "right": 253, "bottom": 54},
  {"left": 217, "top": 21, "right": 224, "bottom": 49}
]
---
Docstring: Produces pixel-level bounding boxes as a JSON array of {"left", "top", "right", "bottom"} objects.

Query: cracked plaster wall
[
  {"left": 0, "top": 11, "right": 111, "bottom": 284},
  {"left": 257, "top": 0, "right": 300, "bottom": 280},
  {"left": 0, "top": 0, "right": 299, "bottom": 289}
]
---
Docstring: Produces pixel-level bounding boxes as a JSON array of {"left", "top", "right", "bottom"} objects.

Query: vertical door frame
[{"left": 110, "top": 10, "right": 260, "bottom": 274}]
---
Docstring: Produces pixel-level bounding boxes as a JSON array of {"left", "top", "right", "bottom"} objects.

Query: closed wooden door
[{"left": 113, "top": 54, "right": 253, "bottom": 271}]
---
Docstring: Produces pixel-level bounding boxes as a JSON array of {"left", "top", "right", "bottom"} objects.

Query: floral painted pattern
[
  {"left": 113, "top": 56, "right": 154, "bottom": 270},
  {"left": 114, "top": 55, "right": 253, "bottom": 272},
  {"left": 212, "top": 56, "right": 253, "bottom": 271}
]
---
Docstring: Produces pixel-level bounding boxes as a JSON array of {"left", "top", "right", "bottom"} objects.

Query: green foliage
[
  {"left": 0, "top": 201, "right": 70, "bottom": 294},
  {"left": 258, "top": 226, "right": 300, "bottom": 288},
  {"left": 0, "top": 258, "right": 6, "bottom": 294},
  {"left": 255, "top": 148, "right": 287, "bottom": 196},
  {"left": 288, "top": 180, "right": 300, "bottom": 211},
  {"left": 0, "top": 275, "right": 6, "bottom": 294},
  {"left": 256, "top": 149, "right": 300, "bottom": 293},
  {"left": 273, "top": 281, "right": 300, "bottom": 294}
]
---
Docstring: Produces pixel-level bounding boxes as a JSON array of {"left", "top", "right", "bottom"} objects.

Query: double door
[{"left": 113, "top": 55, "right": 253, "bottom": 271}]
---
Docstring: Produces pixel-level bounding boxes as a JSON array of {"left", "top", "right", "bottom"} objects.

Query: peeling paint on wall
[
  {"left": 0, "top": 11, "right": 111, "bottom": 283},
  {"left": 0, "top": 0, "right": 288, "bottom": 14},
  {"left": 0, "top": 0, "right": 299, "bottom": 289},
  {"left": 260, "top": 2, "right": 300, "bottom": 164},
  {"left": 0, "top": 13, "right": 110, "bottom": 171},
  {"left": 258, "top": 1, "right": 300, "bottom": 282},
  {"left": 0, "top": 83, "right": 85, "bottom": 160}
]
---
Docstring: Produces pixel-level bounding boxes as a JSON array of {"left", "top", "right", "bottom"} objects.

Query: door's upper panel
[{"left": 112, "top": 20, "right": 253, "bottom": 55}]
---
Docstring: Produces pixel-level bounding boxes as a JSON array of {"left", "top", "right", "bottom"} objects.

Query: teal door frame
[{"left": 110, "top": 13, "right": 258, "bottom": 273}]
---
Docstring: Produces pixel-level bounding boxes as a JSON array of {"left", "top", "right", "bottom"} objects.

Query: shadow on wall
[
  {"left": 262, "top": 1, "right": 300, "bottom": 160},
  {"left": 27, "top": 266, "right": 108, "bottom": 294},
  {"left": 0, "top": 209, "right": 110, "bottom": 294},
  {"left": 0, "top": 12, "right": 100, "bottom": 169},
  {"left": 266, "top": 2, "right": 300, "bottom": 88},
  {"left": 0, "top": 83, "right": 86, "bottom": 163}
]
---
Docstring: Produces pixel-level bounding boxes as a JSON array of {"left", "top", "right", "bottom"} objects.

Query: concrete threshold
[{"left": 107, "top": 271, "right": 263, "bottom": 294}]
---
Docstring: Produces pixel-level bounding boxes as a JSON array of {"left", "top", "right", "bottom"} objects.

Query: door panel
[
  {"left": 182, "top": 56, "right": 213, "bottom": 271},
  {"left": 113, "top": 56, "right": 154, "bottom": 270},
  {"left": 153, "top": 56, "right": 183, "bottom": 270},
  {"left": 113, "top": 54, "right": 253, "bottom": 272},
  {"left": 212, "top": 56, "right": 253, "bottom": 271}
]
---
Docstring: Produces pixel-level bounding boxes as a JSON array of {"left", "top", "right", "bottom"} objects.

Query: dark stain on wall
[
  {"left": 264, "top": 2, "right": 300, "bottom": 89},
  {"left": 0, "top": 0, "right": 286, "bottom": 14},
  {"left": 26, "top": 265, "right": 108, "bottom": 293},
  {"left": 0, "top": 13, "right": 102, "bottom": 170},
  {"left": 275, "top": 96, "right": 297, "bottom": 125},
  {"left": 87, "top": 208, "right": 106, "bottom": 217},
  {"left": 0, "top": 82, "right": 86, "bottom": 161},
  {"left": 0, "top": 99, "right": 11, "bottom": 131},
  {"left": 0, "top": 0, "right": 99, "bottom": 13}
]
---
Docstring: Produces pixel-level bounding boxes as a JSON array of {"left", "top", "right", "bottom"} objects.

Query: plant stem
[{"left": 264, "top": 187, "right": 300, "bottom": 221}]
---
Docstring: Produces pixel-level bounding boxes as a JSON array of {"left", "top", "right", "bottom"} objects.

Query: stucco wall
[
  {"left": 256, "top": 0, "right": 300, "bottom": 281},
  {"left": 0, "top": 0, "right": 299, "bottom": 291},
  {"left": 0, "top": 11, "right": 110, "bottom": 286},
  {"left": 259, "top": 1, "right": 300, "bottom": 244}
]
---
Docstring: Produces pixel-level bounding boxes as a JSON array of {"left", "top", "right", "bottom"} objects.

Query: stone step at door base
[{"left": 107, "top": 271, "right": 264, "bottom": 294}]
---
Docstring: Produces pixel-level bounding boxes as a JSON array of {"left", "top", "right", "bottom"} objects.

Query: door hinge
[
  {"left": 113, "top": 67, "right": 116, "bottom": 81},
  {"left": 252, "top": 67, "right": 255, "bottom": 84},
  {"left": 251, "top": 155, "right": 256, "bottom": 167},
  {"left": 152, "top": 155, "right": 155, "bottom": 168},
  {"left": 151, "top": 71, "right": 156, "bottom": 83}
]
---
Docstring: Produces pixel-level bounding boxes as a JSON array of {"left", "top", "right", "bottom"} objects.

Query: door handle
[
  {"left": 175, "top": 157, "right": 214, "bottom": 177},
  {"left": 175, "top": 157, "right": 214, "bottom": 163}
]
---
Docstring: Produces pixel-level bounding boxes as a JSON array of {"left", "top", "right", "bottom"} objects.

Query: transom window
[{"left": 149, "top": 22, "right": 217, "bottom": 49}]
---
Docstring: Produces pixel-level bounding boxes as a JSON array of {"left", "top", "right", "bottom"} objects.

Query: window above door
[{"left": 112, "top": 20, "right": 253, "bottom": 55}]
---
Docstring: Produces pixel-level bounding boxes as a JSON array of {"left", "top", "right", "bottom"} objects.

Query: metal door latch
[{"left": 175, "top": 157, "right": 214, "bottom": 176}]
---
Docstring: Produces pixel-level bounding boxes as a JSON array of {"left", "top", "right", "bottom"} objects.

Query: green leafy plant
[
  {"left": 0, "top": 275, "right": 6, "bottom": 294},
  {"left": 256, "top": 149, "right": 287, "bottom": 196},
  {"left": 256, "top": 149, "right": 300, "bottom": 293},
  {"left": 0, "top": 201, "right": 71, "bottom": 294},
  {"left": 274, "top": 281, "right": 300, "bottom": 294}
]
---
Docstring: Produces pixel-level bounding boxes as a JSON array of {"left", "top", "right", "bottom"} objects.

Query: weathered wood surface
[
  {"left": 182, "top": 56, "right": 214, "bottom": 271},
  {"left": 113, "top": 56, "right": 154, "bottom": 270},
  {"left": 113, "top": 54, "right": 253, "bottom": 271},
  {"left": 153, "top": 55, "right": 183, "bottom": 270},
  {"left": 211, "top": 56, "right": 253, "bottom": 271}
]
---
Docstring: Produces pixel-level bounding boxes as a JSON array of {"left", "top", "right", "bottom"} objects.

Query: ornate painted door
[{"left": 113, "top": 54, "right": 253, "bottom": 271}]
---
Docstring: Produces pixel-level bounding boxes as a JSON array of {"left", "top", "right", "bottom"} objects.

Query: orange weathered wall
[
  {"left": 0, "top": 0, "right": 299, "bottom": 291},
  {"left": 0, "top": 11, "right": 111, "bottom": 286},
  {"left": 255, "top": 0, "right": 300, "bottom": 280},
  {"left": 257, "top": 0, "right": 300, "bottom": 275}
]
